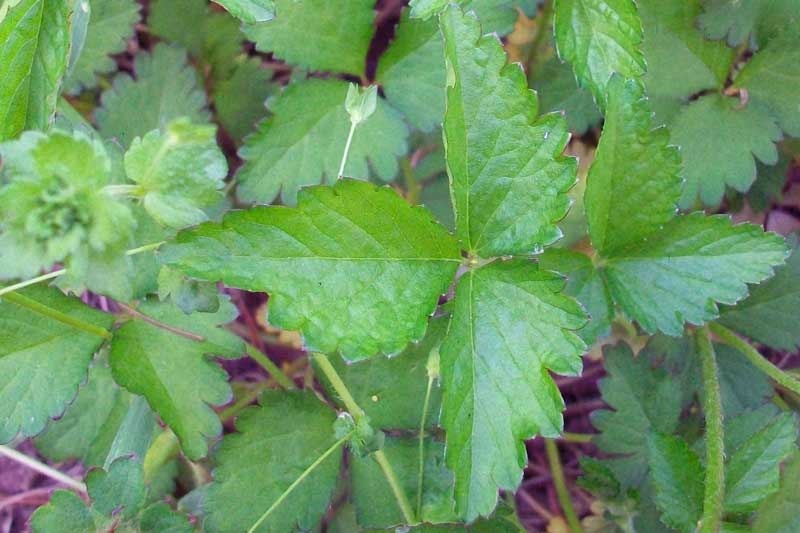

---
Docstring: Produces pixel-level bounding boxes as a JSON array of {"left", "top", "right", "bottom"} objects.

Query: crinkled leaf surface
[
  {"left": 440, "top": 259, "right": 586, "bottom": 520},
  {"left": 697, "top": 0, "right": 800, "bottom": 47},
  {"left": 529, "top": 56, "right": 601, "bottom": 135},
  {"left": 0, "top": 0, "right": 71, "bottom": 141},
  {"left": 236, "top": 78, "right": 409, "bottom": 205},
  {"left": 205, "top": 391, "right": 342, "bottom": 533},
  {"left": 96, "top": 44, "right": 210, "bottom": 147},
  {"left": 162, "top": 179, "right": 460, "bottom": 360},
  {"left": 64, "top": 0, "right": 140, "bottom": 93},
  {"left": 442, "top": 6, "right": 576, "bottom": 257},
  {"left": 110, "top": 299, "right": 244, "bottom": 459},
  {"left": 0, "top": 286, "right": 113, "bottom": 443},
  {"left": 244, "top": 0, "right": 374, "bottom": 76},
  {"left": 553, "top": 0, "right": 645, "bottom": 107},
  {"left": 753, "top": 452, "right": 800, "bottom": 532},
  {"left": 647, "top": 434, "right": 704, "bottom": 532}
]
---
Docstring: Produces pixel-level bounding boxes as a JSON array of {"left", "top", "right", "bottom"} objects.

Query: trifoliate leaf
[
  {"left": 214, "top": 0, "right": 275, "bottom": 23},
  {"left": 732, "top": 32, "right": 800, "bottom": 138},
  {"left": 604, "top": 213, "right": 787, "bottom": 336},
  {"left": 96, "top": 44, "right": 211, "bottom": 147},
  {"left": 35, "top": 358, "right": 131, "bottom": 467},
  {"left": 0, "top": 0, "right": 71, "bottom": 141},
  {"left": 584, "top": 76, "right": 681, "bottom": 256},
  {"left": 124, "top": 119, "right": 227, "bottom": 229},
  {"left": 214, "top": 58, "right": 275, "bottom": 144},
  {"left": 440, "top": 260, "right": 586, "bottom": 520},
  {"left": 377, "top": 11, "right": 445, "bottom": 132},
  {"left": 321, "top": 316, "right": 446, "bottom": 430},
  {"left": 647, "top": 433, "right": 704, "bottom": 532},
  {"left": 243, "top": 0, "right": 375, "bottom": 76},
  {"left": 0, "top": 130, "right": 134, "bottom": 282},
  {"left": 697, "top": 0, "right": 800, "bottom": 47},
  {"left": 236, "top": 78, "right": 409, "bottom": 205},
  {"left": 351, "top": 437, "right": 456, "bottom": 528},
  {"left": 719, "top": 236, "right": 800, "bottom": 351},
  {"left": 529, "top": 56, "right": 602, "bottom": 134},
  {"left": 205, "top": 391, "right": 342, "bottom": 533},
  {"left": 553, "top": 0, "right": 645, "bottom": 107},
  {"left": 0, "top": 286, "right": 113, "bottom": 443},
  {"left": 110, "top": 299, "right": 244, "bottom": 459},
  {"left": 753, "top": 452, "right": 800, "bottom": 532},
  {"left": 538, "top": 248, "right": 613, "bottom": 345},
  {"left": 441, "top": 5, "right": 576, "bottom": 257},
  {"left": 64, "top": 0, "right": 141, "bottom": 93},
  {"left": 162, "top": 179, "right": 460, "bottom": 360}
]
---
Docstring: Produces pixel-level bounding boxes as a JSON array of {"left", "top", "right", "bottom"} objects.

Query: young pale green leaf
[
  {"left": 529, "top": 56, "right": 602, "bottom": 135},
  {"left": 205, "top": 391, "right": 342, "bottom": 533},
  {"left": 321, "top": 316, "right": 446, "bottom": 430},
  {"left": 35, "top": 358, "right": 132, "bottom": 467},
  {"left": 440, "top": 260, "right": 586, "bottom": 520},
  {"left": 604, "top": 213, "right": 787, "bottom": 336},
  {"left": 753, "top": 452, "right": 800, "bottom": 532},
  {"left": 647, "top": 434, "right": 704, "bottom": 532},
  {"left": 244, "top": 0, "right": 374, "bottom": 76},
  {"left": 0, "top": 287, "right": 113, "bottom": 443},
  {"left": 0, "top": 0, "right": 71, "bottom": 141},
  {"left": 213, "top": 0, "right": 275, "bottom": 23},
  {"left": 345, "top": 84, "right": 378, "bottom": 125},
  {"left": 441, "top": 5, "right": 576, "bottom": 257},
  {"left": 553, "top": 0, "right": 645, "bottom": 107},
  {"left": 109, "top": 299, "right": 244, "bottom": 459},
  {"left": 214, "top": 58, "right": 275, "bottom": 144},
  {"left": 584, "top": 75, "right": 681, "bottom": 256},
  {"left": 697, "top": 0, "right": 800, "bottom": 47},
  {"left": 377, "top": 12, "right": 445, "bottom": 132},
  {"left": 96, "top": 44, "right": 211, "bottom": 147},
  {"left": 64, "top": 0, "right": 141, "bottom": 93},
  {"left": 718, "top": 237, "right": 800, "bottom": 351},
  {"left": 124, "top": 119, "right": 227, "bottom": 229},
  {"left": 732, "top": 33, "right": 800, "bottom": 138},
  {"left": 236, "top": 78, "right": 409, "bottom": 205},
  {"left": 162, "top": 179, "right": 460, "bottom": 360}
]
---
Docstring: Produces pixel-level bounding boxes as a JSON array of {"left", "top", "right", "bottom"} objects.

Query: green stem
[
  {"left": 219, "top": 381, "right": 271, "bottom": 422},
  {"left": 401, "top": 158, "right": 422, "bottom": 205},
  {"left": 374, "top": 448, "right": 417, "bottom": 525},
  {"left": 245, "top": 344, "right": 296, "bottom": 390},
  {"left": 0, "top": 269, "right": 66, "bottom": 298},
  {"left": 545, "top": 439, "right": 583, "bottom": 533},
  {"left": 559, "top": 432, "right": 593, "bottom": 444},
  {"left": 337, "top": 120, "right": 358, "bottom": 179},
  {"left": 696, "top": 326, "right": 725, "bottom": 533},
  {"left": 709, "top": 322, "right": 800, "bottom": 397},
  {"left": 1, "top": 291, "right": 112, "bottom": 339},
  {"left": 247, "top": 431, "right": 352, "bottom": 533},
  {"left": 125, "top": 240, "right": 166, "bottom": 256},
  {"left": 416, "top": 371, "right": 435, "bottom": 517},
  {"left": 0, "top": 444, "right": 86, "bottom": 493}
]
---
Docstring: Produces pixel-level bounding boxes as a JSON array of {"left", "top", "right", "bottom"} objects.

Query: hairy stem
[
  {"left": 337, "top": 120, "right": 358, "bottom": 179},
  {"left": 118, "top": 302, "right": 205, "bottom": 341},
  {"left": 545, "top": 439, "right": 583, "bottom": 533},
  {"left": 697, "top": 326, "right": 725, "bottom": 533},
  {"left": 0, "top": 445, "right": 86, "bottom": 493},
  {"left": 1, "top": 292, "right": 112, "bottom": 339},
  {"left": 709, "top": 322, "right": 800, "bottom": 396},
  {"left": 245, "top": 344, "right": 296, "bottom": 390}
]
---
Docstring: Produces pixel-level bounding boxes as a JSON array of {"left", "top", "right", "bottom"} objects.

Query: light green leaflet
[
  {"left": 213, "top": 0, "right": 275, "bottom": 23},
  {"left": 0, "top": 0, "right": 72, "bottom": 141},
  {"left": 441, "top": 6, "right": 576, "bottom": 257},
  {"left": 161, "top": 179, "right": 460, "bottom": 361}
]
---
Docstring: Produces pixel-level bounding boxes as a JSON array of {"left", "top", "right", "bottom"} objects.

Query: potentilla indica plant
[{"left": 0, "top": 0, "right": 799, "bottom": 531}]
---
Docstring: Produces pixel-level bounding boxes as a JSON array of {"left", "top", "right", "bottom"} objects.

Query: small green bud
[{"left": 345, "top": 84, "right": 377, "bottom": 125}]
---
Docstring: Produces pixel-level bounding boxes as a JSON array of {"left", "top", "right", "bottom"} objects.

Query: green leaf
[
  {"left": 647, "top": 434, "right": 704, "bottom": 532},
  {"left": 35, "top": 357, "right": 132, "bottom": 467},
  {"left": 205, "top": 391, "right": 342, "bottom": 533},
  {"left": 441, "top": 5, "right": 576, "bottom": 257},
  {"left": 321, "top": 316, "right": 446, "bottom": 430},
  {"left": 715, "top": 344, "right": 773, "bottom": 417},
  {"left": 162, "top": 179, "right": 460, "bottom": 360},
  {"left": 440, "top": 259, "right": 586, "bottom": 520},
  {"left": 0, "top": 0, "right": 71, "bottom": 141},
  {"left": 719, "top": 236, "right": 800, "bottom": 351},
  {"left": 243, "top": 0, "right": 374, "bottom": 76},
  {"left": 697, "top": 0, "right": 800, "bottom": 47},
  {"left": 529, "top": 56, "right": 602, "bottom": 134},
  {"left": 753, "top": 452, "right": 800, "bottom": 533},
  {"left": 0, "top": 286, "right": 113, "bottom": 443},
  {"left": 604, "top": 213, "right": 787, "bottom": 336},
  {"left": 214, "top": 0, "right": 275, "bottom": 23},
  {"left": 584, "top": 75, "right": 681, "bottom": 256},
  {"left": 157, "top": 266, "right": 221, "bottom": 315},
  {"left": 96, "top": 44, "right": 211, "bottom": 148},
  {"left": 538, "top": 248, "right": 613, "bottom": 345},
  {"left": 214, "top": 58, "right": 275, "bottom": 144},
  {"left": 64, "top": 0, "right": 141, "bottom": 93},
  {"left": 746, "top": 155, "right": 791, "bottom": 212},
  {"left": 465, "top": 0, "right": 541, "bottom": 36},
  {"left": 377, "top": 11, "right": 445, "bottom": 132},
  {"left": 553, "top": 0, "right": 645, "bottom": 107},
  {"left": 123, "top": 118, "right": 227, "bottom": 229},
  {"left": 109, "top": 299, "right": 244, "bottom": 459},
  {"left": 236, "top": 78, "right": 409, "bottom": 205},
  {"left": 732, "top": 32, "right": 800, "bottom": 138}
]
